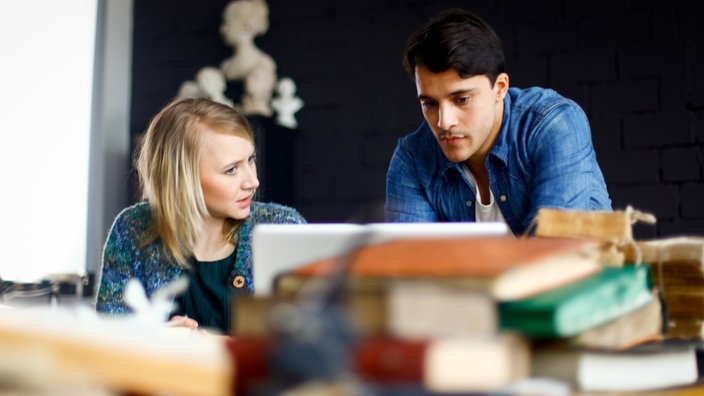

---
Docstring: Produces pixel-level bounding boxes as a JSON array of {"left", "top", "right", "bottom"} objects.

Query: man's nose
[{"left": 437, "top": 104, "right": 458, "bottom": 131}]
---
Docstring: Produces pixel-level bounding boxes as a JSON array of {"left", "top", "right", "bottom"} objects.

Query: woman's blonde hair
[{"left": 136, "top": 97, "right": 254, "bottom": 266}]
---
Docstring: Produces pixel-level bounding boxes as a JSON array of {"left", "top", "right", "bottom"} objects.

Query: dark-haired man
[{"left": 385, "top": 8, "right": 611, "bottom": 234}]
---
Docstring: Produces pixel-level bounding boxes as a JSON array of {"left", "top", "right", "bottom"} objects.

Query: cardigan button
[
  {"left": 500, "top": 195, "right": 507, "bottom": 202},
  {"left": 232, "top": 276, "right": 245, "bottom": 288},
  {"left": 465, "top": 200, "right": 472, "bottom": 207}
]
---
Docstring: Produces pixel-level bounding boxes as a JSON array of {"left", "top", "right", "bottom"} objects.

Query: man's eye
[
  {"left": 456, "top": 96, "right": 470, "bottom": 105},
  {"left": 421, "top": 100, "right": 437, "bottom": 108}
]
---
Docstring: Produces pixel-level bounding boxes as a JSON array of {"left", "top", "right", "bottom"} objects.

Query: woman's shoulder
[
  {"left": 109, "top": 202, "right": 154, "bottom": 235},
  {"left": 248, "top": 201, "right": 307, "bottom": 225}
]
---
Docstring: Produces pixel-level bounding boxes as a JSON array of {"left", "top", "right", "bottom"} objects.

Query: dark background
[{"left": 130, "top": 0, "right": 704, "bottom": 239}]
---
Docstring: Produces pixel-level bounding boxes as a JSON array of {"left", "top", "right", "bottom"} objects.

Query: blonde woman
[{"left": 96, "top": 98, "right": 305, "bottom": 332}]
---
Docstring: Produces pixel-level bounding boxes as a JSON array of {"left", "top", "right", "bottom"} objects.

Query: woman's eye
[
  {"left": 248, "top": 155, "right": 257, "bottom": 164},
  {"left": 225, "top": 166, "right": 237, "bottom": 175}
]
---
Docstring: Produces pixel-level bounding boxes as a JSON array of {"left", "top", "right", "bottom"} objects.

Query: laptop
[{"left": 251, "top": 222, "right": 510, "bottom": 295}]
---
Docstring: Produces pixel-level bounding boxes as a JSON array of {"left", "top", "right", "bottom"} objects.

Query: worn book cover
[
  {"left": 499, "top": 265, "right": 654, "bottom": 338},
  {"left": 233, "top": 282, "right": 498, "bottom": 339},
  {"left": 532, "top": 339, "right": 701, "bottom": 392},
  {"left": 274, "top": 236, "right": 603, "bottom": 301}
]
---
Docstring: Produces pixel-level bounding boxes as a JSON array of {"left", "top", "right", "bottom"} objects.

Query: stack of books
[
  {"left": 228, "top": 231, "right": 693, "bottom": 394},
  {"left": 624, "top": 237, "right": 704, "bottom": 339}
]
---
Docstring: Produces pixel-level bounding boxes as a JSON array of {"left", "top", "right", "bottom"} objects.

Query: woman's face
[{"left": 199, "top": 127, "right": 259, "bottom": 221}]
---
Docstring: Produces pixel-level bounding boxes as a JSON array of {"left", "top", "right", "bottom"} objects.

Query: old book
[
  {"left": 225, "top": 333, "right": 530, "bottom": 394},
  {"left": 252, "top": 222, "right": 509, "bottom": 295},
  {"left": 533, "top": 207, "right": 658, "bottom": 265},
  {"left": 233, "top": 282, "right": 497, "bottom": 339},
  {"left": 535, "top": 207, "right": 634, "bottom": 241},
  {"left": 274, "top": 236, "right": 603, "bottom": 302},
  {"left": 499, "top": 265, "right": 655, "bottom": 338},
  {"left": 568, "top": 291, "right": 665, "bottom": 350},
  {"left": 623, "top": 237, "right": 704, "bottom": 264},
  {"left": 623, "top": 237, "right": 704, "bottom": 339},
  {"left": 0, "top": 308, "right": 232, "bottom": 396},
  {"left": 532, "top": 339, "right": 701, "bottom": 392}
]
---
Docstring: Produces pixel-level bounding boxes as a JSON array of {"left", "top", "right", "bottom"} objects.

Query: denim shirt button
[
  {"left": 500, "top": 195, "right": 507, "bottom": 202},
  {"left": 465, "top": 200, "right": 472, "bottom": 207}
]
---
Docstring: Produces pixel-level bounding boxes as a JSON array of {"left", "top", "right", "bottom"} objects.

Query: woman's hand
[{"left": 167, "top": 315, "right": 199, "bottom": 330}]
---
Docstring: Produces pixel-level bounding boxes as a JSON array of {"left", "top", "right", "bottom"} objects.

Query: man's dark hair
[{"left": 403, "top": 8, "right": 505, "bottom": 85}]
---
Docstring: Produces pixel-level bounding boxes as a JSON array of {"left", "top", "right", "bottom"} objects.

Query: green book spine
[{"left": 499, "top": 265, "right": 653, "bottom": 338}]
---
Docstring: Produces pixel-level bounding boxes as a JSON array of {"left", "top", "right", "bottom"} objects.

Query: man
[{"left": 385, "top": 8, "right": 611, "bottom": 235}]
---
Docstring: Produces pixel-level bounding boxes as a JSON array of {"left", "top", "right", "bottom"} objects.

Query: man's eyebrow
[
  {"left": 449, "top": 88, "right": 475, "bottom": 96},
  {"left": 417, "top": 88, "right": 475, "bottom": 100}
]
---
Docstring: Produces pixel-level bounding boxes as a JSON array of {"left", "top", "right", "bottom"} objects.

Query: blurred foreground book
[
  {"left": 274, "top": 236, "right": 604, "bottom": 301},
  {"left": 0, "top": 307, "right": 232, "bottom": 396},
  {"left": 225, "top": 333, "right": 530, "bottom": 395},
  {"left": 499, "top": 265, "right": 655, "bottom": 339},
  {"left": 532, "top": 339, "right": 703, "bottom": 392}
]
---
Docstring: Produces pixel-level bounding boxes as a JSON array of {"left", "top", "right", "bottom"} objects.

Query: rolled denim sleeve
[
  {"left": 385, "top": 138, "right": 438, "bottom": 222},
  {"left": 524, "top": 101, "right": 612, "bottom": 227}
]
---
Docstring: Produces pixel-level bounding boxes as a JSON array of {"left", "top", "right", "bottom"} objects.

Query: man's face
[{"left": 415, "top": 67, "right": 508, "bottom": 166}]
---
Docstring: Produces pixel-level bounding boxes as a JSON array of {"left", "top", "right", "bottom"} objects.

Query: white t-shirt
[{"left": 462, "top": 165, "right": 508, "bottom": 224}]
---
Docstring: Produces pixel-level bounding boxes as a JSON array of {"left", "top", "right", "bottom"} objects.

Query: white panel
[{"left": 0, "top": 0, "right": 98, "bottom": 281}]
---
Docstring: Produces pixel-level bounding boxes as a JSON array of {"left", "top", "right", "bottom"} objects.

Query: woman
[{"left": 95, "top": 98, "right": 306, "bottom": 333}]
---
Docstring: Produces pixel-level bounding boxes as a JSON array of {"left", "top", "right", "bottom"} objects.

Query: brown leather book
[
  {"left": 225, "top": 333, "right": 530, "bottom": 394},
  {"left": 274, "top": 236, "right": 603, "bottom": 301}
]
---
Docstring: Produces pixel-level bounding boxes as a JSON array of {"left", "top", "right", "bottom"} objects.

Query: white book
[{"left": 533, "top": 340, "right": 700, "bottom": 392}]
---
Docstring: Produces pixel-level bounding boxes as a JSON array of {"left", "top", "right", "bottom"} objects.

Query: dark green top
[{"left": 175, "top": 250, "right": 251, "bottom": 333}]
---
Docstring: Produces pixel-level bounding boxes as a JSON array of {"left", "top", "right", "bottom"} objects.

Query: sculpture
[
  {"left": 176, "top": 67, "right": 235, "bottom": 107},
  {"left": 175, "top": 0, "right": 305, "bottom": 128},
  {"left": 219, "top": 0, "right": 276, "bottom": 117},
  {"left": 270, "top": 77, "right": 304, "bottom": 129},
  {"left": 196, "top": 67, "right": 235, "bottom": 107}
]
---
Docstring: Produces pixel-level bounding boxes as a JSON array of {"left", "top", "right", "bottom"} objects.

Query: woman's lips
[{"left": 237, "top": 195, "right": 252, "bottom": 208}]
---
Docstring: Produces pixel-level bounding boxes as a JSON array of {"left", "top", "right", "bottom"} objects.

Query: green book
[{"left": 499, "top": 265, "right": 654, "bottom": 338}]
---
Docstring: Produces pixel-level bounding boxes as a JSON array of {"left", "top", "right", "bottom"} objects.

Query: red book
[{"left": 224, "top": 334, "right": 529, "bottom": 394}]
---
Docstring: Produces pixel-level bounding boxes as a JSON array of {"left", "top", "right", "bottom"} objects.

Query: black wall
[{"left": 131, "top": 0, "right": 704, "bottom": 238}]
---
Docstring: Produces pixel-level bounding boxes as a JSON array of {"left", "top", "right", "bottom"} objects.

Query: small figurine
[
  {"left": 196, "top": 67, "right": 234, "bottom": 107},
  {"left": 271, "top": 77, "right": 304, "bottom": 129},
  {"left": 176, "top": 67, "right": 234, "bottom": 108},
  {"left": 219, "top": 0, "right": 277, "bottom": 116}
]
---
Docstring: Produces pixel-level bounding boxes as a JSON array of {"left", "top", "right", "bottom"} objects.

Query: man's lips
[{"left": 440, "top": 134, "right": 466, "bottom": 145}]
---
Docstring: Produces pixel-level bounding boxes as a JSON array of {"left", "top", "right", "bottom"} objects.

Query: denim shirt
[{"left": 385, "top": 86, "right": 612, "bottom": 235}]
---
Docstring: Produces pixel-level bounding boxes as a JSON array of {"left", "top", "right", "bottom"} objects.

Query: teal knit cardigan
[{"left": 95, "top": 201, "right": 306, "bottom": 315}]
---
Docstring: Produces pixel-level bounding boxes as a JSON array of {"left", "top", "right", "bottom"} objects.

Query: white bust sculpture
[
  {"left": 176, "top": 67, "right": 234, "bottom": 108},
  {"left": 196, "top": 67, "right": 234, "bottom": 107},
  {"left": 271, "top": 77, "right": 304, "bottom": 129},
  {"left": 219, "top": 0, "right": 277, "bottom": 117}
]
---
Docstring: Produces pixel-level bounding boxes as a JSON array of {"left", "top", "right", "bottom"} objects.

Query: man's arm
[
  {"left": 524, "top": 101, "right": 612, "bottom": 229},
  {"left": 385, "top": 139, "right": 438, "bottom": 222}
]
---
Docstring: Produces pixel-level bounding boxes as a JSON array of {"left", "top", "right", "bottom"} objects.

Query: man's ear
[{"left": 494, "top": 73, "right": 509, "bottom": 101}]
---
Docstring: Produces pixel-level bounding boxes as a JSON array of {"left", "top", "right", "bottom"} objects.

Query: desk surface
[{"left": 575, "top": 383, "right": 704, "bottom": 396}]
